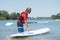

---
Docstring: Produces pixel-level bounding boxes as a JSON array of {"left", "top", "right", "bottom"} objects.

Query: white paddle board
[{"left": 11, "top": 28, "right": 50, "bottom": 37}]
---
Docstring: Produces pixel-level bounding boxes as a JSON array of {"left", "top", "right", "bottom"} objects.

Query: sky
[{"left": 0, "top": 0, "right": 60, "bottom": 17}]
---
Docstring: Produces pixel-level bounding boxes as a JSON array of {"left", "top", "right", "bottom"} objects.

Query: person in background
[{"left": 17, "top": 7, "right": 31, "bottom": 33}]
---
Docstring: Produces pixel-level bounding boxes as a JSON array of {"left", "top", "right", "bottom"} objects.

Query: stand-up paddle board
[{"left": 11, "top": 28, "right": 50, "bottom": 37}]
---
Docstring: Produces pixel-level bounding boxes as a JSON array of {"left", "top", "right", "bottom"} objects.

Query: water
[{"left": 0, "top": 20, "right": 60, "bottom": 40}]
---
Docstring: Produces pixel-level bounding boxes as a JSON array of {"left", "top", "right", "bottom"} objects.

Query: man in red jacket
[{"left": 17, "top": 7, "right": 31, "bottom": 33}]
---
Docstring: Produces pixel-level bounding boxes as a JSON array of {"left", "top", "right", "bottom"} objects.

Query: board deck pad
[{"left": 11, "top": 28, "right": 50, "bottom": 37}]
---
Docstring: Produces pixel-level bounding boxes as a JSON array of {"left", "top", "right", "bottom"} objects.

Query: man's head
[{"left": 25, "top": 7, "right": 31, "bottom": 14}]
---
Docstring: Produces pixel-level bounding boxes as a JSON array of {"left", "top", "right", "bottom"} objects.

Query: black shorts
[{"left": 17, "top": 22, "right": 23, "bottom": 27}]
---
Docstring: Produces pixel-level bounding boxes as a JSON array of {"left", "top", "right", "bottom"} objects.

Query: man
[{"left": 17, "top": 7, "right": 31, "bottom": 33}]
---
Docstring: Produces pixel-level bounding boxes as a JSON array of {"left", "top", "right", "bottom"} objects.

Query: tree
[
  {"left": 0, "top": 17, "right": 6, "bottom": 20},
  {"left": 51, "top": 13, "right": 60, "bottom": 19},
  {"left": 1, "top": 10, "right": 10, "bottom": 20},
  {"left": 0, "top": 10, "right": 1, "bottom": 17},
  {"left": 10, "top": 12, "right": 17, "bottom": 20},
  {"left": 1, "top": 10, "right": 9, "bottom": 17},
  {"left": 0, "top": 10, "right": 10, "bottom": 20},
  {"left": 57, "top": 13, "right": 60, "bottom": 16}
]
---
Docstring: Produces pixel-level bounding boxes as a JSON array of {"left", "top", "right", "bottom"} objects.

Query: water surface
[{"left": 0, "top": 20, "right": 60, "bottom": 40}]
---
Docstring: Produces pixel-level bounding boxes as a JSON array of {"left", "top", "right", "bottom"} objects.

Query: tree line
[
  {"left": 51, "top": 13, "right": 60, "bottom": 19},
  {"left": 0, "top": 10, "right": 18, "bottom": 20},
  {"left": 0, "top": 10, "right": 60, "bottom": 20}
]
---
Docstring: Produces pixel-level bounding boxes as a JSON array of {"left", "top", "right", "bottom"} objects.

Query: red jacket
[{"left": 17, "top": 11, "right": 28, "bottom": 23}]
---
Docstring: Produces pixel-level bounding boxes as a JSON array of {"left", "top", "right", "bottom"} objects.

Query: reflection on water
[
  {"left": 11, "top": 35, "right": 60, "bottom": 40},
  {"left": 11, "top": 36, "right": 40, "bottom": 40}
]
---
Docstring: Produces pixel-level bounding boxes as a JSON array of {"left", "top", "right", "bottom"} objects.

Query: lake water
[{"left": 0, "top": 20, "right": 60, "bottom": 40}]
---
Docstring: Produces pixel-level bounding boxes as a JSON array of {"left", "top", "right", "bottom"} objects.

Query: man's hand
[{"left": 26, "top": 28, "right": 30, "bottom": 32}]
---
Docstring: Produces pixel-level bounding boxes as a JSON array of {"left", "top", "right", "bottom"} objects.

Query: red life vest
[{"left": 17, "top": 12, "right": 28, "bottom": 23}]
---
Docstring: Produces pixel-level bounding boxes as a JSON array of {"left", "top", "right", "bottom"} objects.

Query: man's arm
[{"left": 25, "top": 20, "right": 30, "bottom": 31}]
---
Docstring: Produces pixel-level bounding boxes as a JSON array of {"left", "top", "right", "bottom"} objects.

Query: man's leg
[
  {"left": 18, "top": 27, "right": 24, "bottom": 33},
  {"left": 17, "top": 22, "right": 24, "bottom": 33}
]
